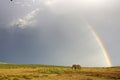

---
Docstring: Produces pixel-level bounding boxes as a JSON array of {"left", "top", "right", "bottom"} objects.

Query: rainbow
[
  {"left": 80, "top": 16, "right": 112, "bottom": 67},
  {"left": 87, "top": 24, "right": 112, "bottom": 67}
]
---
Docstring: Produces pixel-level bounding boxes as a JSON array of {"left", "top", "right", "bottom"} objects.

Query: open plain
[{"left": 0, "top": 64, "right": 120, "bottom": 80}]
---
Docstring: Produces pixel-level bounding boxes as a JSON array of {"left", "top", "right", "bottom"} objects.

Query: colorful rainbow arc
[
  {"left": 80, "top": 16, "right": 112, "bottom": 67},
  {"left": 87, "top": 24, "right": 112, "bottom": 67}
]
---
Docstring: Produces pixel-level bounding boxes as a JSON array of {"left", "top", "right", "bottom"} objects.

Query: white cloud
[
  {"left": 14, "top": 0, "right": 36, "bottom": 7},
  {"left": 11, "top": 8, "right": 39, "bottom": 29},
  {"left": 44, "top": 0, "right": 113, "bottom": 14}
]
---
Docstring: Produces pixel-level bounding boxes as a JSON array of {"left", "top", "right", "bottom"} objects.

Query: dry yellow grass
[{"left": 0, "top": 64, "right": 120, "bottom": 80}]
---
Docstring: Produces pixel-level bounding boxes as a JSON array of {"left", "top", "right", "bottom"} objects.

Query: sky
[{"left": 0, "top": 0, "right": 120, "bottom": 67}]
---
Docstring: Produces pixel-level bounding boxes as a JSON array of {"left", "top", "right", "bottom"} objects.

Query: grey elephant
[{"left": 72, "top": 64, "right": 81, "bottom": 70}]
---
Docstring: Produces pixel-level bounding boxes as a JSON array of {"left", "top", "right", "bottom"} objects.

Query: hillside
[{"left": 0, "top": 62, "right": 7, "bottom": 64}]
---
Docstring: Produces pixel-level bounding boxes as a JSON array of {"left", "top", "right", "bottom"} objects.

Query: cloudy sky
[{"left": 0, "top": 0, "right": 120, "bottom": 67}]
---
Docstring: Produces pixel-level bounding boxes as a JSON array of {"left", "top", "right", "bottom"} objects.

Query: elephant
[{"left": 72, "top": 64, "right": 81, "bottom": 70}]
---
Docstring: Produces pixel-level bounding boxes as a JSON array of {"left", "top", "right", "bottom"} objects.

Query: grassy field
[{"left": 0, "top": 64, "right": 120, "bottom": 80}]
